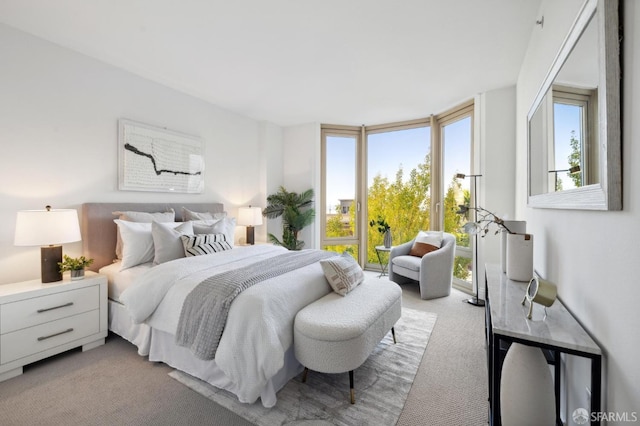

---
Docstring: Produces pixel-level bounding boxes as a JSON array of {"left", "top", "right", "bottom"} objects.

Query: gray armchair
[{"left": 388, "top": 232, "right": 456, "bottom": 300}]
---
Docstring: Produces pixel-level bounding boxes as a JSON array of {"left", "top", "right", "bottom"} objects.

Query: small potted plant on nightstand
[{"left": 58, "top": 255, "right": 94, "bottom": 281}]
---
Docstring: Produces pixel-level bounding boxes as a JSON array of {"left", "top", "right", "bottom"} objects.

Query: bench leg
[
  {"left": 391, "top": 327, "right": 397, "bottom": 344},
  {"left": 302, "top": 367, "right": 308, "bottom": 383},
  {"left": 349, "top": 370, "right": 355, "bottom": 404}
]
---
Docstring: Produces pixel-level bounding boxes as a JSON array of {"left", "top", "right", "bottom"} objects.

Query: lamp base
[
  {"left": 465, "top": 296, "right": 485, "bottom": 307},
  {"left": 41, "top": 245, "right": 63, "bottom": 283},
  {"left": 246, "top": 226, "right": 255, "bottom": 245}
]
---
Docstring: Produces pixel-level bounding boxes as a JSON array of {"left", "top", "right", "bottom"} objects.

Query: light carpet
[{"left": 169, "top": 307, "right": 437, "bottom": 426}]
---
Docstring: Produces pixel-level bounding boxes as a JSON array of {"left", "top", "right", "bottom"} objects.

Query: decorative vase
[
  {"left": 383, "top": 229, "right": 392, "bottom": 248},
  {"left": 501, "top": 221, "right": 526, "bottom": 273},
  {"left": 70, "top": 269, "right": 85, "bottom": 281},
  {"left": 500, "top": 343, "right": 555, "bottom": 426},
  {"left": 506, "top": 233, "right": 533, "bottom": 282}
]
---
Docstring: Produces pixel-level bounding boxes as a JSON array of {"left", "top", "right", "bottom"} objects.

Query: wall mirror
[{"left": 527, "top": 0, "right": 621, "bottom": 210}]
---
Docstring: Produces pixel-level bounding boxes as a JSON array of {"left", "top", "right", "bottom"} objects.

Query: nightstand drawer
[
  {"left": 1, "top": 310, "right": 99, "bottom": 364},
  {"left": 1, "top": 286, "right": 99, "bottom": 334}
]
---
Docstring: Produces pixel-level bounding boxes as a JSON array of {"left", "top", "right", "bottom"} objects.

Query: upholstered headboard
[{"left": 81, "top": 202, "right": 224, "bottom": 272}]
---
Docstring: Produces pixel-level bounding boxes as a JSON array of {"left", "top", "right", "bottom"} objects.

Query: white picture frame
[{"left": 118, "top": 119, "right": 204, "bottom": 193}]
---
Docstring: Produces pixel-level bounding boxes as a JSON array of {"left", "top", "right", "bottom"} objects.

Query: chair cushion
[
  {"left": 392, "top": 255, "right": 421, "bottom": 281},
  {"left": 392, "top": 255, "right": 421, "bottom": 272}
]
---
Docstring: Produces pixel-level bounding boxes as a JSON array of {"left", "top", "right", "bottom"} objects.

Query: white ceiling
[{"left": 0, "top": 0, "right": 541, "bottom": 127}]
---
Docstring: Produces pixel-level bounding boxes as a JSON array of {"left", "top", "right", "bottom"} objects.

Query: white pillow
[
  {"left": 112, "top": 209, "right": 175, "bottom": 259},
  {"left": 152, "top": 221, "right": 194, "bottom": 264},
  {"left": 320, "top": 253, "right": 365, "bottom": 296},
  {"left": 114, "top": 220, "right": 154, "bottom": 270},
  {"left": 415, "top": 230, "right": 443, "bottom": 247},
  {"left": 410, "top": 230, "right": 444, "bottom": 257},
  {"left": 192, "top": 217, "right": 236, "bottom": 247},
  {"left": 115, "top": 219, "right": 183, "bottom": 270}
]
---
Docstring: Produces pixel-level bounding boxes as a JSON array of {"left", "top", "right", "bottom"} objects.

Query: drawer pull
[
  {"left": 37, "top": 328, "right": 74, "bottom": 341},
  {"left": 37, "top": 302, "right": 74, "bottom": 313}
]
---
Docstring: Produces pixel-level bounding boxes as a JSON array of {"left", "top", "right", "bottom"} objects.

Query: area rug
[{"left": 169, "top": 307, "right": 437, "bottom": 426}]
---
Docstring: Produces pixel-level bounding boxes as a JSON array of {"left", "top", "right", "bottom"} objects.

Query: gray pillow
[
  {"left": 182, "top": 207, "right": 227, "bottom": 221},
  {"left": 152, "top": 221, "right": 194, "bottom": 264}
]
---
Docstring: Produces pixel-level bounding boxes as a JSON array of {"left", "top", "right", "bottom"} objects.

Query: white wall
[
  {"left": 477, "top": 86, "right": 518, "bottom": 295},
  {"left": 281, "top": 123, "right": 321, "bottom": 249},
  {"left": 516, "top": 0, "right": 640, "bottom": 420},
  {"left": 258, "top": 121, "right": 284, "bottom": 244},
  {"left": 0, "top": 24, "right": 279, "bottom": 284}
]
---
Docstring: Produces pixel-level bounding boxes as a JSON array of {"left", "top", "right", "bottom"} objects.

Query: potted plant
[
  {"left": 455, "top": 205, "right": 514, "bottom": 236},
  {"left": 58, "top": 255, "right": 94, "bottom": 281},
  {"left": 263, "top": 186, "right": 315, "bottom": 250},
  {"left": 457, "top": 205, "right": 532, "bottom": 281},
  {"left": 369, "top": 216, "right": 392, "bottom": 248}
]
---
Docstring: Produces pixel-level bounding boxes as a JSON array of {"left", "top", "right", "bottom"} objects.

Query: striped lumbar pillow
[{"left": 180, "top": 234, "right": 232, "bottom": 257}]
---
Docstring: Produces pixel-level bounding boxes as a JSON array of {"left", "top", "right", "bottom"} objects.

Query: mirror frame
[{"left": 527, "top": 0, "right": 621, "bottom": 210}]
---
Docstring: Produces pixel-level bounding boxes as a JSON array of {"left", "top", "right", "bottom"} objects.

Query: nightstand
[{"left": 0, "top": 271, "right": 107, "bottom": 382}]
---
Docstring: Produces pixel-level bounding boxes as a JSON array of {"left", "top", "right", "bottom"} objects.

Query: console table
[{"left": 485, "top": 264, "right": 602, "bottom": 425}]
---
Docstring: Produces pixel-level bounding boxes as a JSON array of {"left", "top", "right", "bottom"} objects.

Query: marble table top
[{"left": 485, "top": 264, "right": 601, "bottom": 355}]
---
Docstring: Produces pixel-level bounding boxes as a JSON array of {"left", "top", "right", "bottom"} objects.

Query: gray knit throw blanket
[{"left": 175, "top": 249, "right": 334, "bottom": 360}]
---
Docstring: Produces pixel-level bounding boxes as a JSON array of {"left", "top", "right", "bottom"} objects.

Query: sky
[{"left": 553, "top": 102, "right": 582, "bottom": 190}]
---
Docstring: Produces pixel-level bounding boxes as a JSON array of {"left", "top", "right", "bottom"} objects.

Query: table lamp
[
  {"left": 238, "top": 206, "right": 263, "bottom": 245},
  {"left": 522, "top": 276, "right": 557, "bottom": 319},
  {"left": 14, "top": 206, "right": 82, "bottom": 283}
]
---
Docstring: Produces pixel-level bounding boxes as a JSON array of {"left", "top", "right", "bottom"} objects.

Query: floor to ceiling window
[
  {"left": 437, "top": 101, "right": 474, "bottom": 291},
  {"left": 321, "top": 126, "right": 361, "bottom": 258},
  {"left": 365, "top": 121, "right": 431, "bottom": 270},
  {"left": 321, "top": 101, "right": 474, "bottom": 292}
]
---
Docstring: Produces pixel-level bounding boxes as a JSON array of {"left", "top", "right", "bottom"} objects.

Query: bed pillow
[
  {"left": 192, "top": 217, "right": 237, "bottom": 247},
  {"left": 409, "top": 230, "right": 443, "bottom": 257},
  {"left": 181, "top": 234, "right": 232, "bottom": 257},
  {"left": 112, "top": 209, "right": 175, "bottom": 259},
  {"left": 113, "top": 209, "right": 175, "bottom": 223},
  {"left": 152, "top": 221, "right": 194, "bottom": 264},
  {"left": 182, "top": 207, "right": 227, "bottom": 221},
  {"left": 114, "top": 220, "right": 154, "bottom": 270},
  {"left": 320, "top": 252, "right": 365, "bottom": 296}
]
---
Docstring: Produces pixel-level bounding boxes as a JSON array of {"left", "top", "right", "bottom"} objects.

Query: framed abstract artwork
[{"left": 118, "top": 119, "right": 204, "bottom": 193}]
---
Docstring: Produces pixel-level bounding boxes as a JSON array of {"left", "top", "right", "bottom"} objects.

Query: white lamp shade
[
  {"left": 238, "top": 206, "right": 263, "bottom": 227},
  {"left": 15, "top": 208, "right": 82, "bottom": 246}
]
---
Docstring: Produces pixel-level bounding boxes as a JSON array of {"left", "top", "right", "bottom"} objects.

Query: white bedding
[
  {"left": 119, "top": 244, "right": 334, "bottom": 406},
  {"left": 99, "top": 261, "right": 152, "bottom": 302}
]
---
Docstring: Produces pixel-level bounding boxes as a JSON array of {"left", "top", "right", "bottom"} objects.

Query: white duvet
[{"left": 119, "top": 245, "right": 333, "bottom": 405}]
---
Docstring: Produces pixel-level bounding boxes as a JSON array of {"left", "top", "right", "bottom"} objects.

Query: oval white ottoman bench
[{"left": 293, "top": 279, "right": 402, "bottom": 404}]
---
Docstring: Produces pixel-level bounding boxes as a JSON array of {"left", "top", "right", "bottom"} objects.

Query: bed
[{"left": 81, "top": 202, "right": 334, "bottom": 408}]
